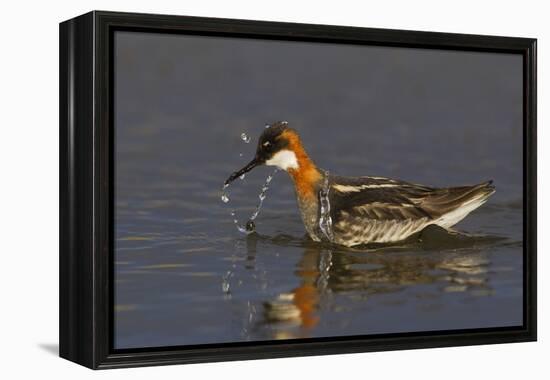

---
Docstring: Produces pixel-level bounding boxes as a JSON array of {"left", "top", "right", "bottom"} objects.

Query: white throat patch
[{"left": 265, "top": 150, "right": 299, "bottom": 171}]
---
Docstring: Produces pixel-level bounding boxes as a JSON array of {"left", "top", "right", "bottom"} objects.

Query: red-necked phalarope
[{"left": 225, "top": 121, "right": 495, "bottom": 247}]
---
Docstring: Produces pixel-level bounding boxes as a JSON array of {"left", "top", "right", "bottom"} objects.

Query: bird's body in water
[{"left": 225, "top": 121, "right": 496, "bottom": 247}]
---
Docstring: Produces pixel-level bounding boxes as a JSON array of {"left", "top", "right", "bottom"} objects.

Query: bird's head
[{"left": 225, "top": 121, "right": 302, "bottom": 185}]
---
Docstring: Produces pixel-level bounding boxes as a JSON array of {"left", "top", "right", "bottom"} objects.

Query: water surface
[{"left": 114, "top": 32, "right": 523, "bottom": 348}]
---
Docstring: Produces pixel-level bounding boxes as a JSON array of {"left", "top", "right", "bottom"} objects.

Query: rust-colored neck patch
[{"left": 279, "top": 130, "right": 321, "bottom": 200}]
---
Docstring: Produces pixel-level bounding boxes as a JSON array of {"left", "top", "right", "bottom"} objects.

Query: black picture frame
[{"left": 59, "top": 10, "right": 537, "bottom": 369}]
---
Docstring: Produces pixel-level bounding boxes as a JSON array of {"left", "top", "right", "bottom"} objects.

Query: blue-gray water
[{"left": 114, "top": 32, "right": 523, "bottom": 349}]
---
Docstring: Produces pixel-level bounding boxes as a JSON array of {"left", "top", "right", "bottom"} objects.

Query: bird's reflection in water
[
  {"left": 262, "top": 247, "right": 328, "bottom": 336},
  {"left": 245, "top": 225, "right": 504, "bottom": 340}
]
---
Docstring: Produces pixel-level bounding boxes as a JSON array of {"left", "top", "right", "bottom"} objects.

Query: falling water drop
[
  {"left": 239, "top": 174, "right": 246, "bottom": 180},
  {"left": 241, "top": 132, "right": 251, "bottom": 143},
  {"left": 222, "top": 270, "right": 233, "bottom": 294},
  {"left": 222, "top": 281, "right": 230, "bottom": 293},
  {"left": 245, "top": 220, "right": 255, "bottom": 232}
]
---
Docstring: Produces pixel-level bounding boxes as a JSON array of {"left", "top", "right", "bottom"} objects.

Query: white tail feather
[{"left": 435, "top": 194, "right": 491, "bottom": 228}]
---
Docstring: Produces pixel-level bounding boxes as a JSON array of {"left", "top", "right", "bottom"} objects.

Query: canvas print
[{"left": 114, "top": 31, "right": 523, "bottom": 349}]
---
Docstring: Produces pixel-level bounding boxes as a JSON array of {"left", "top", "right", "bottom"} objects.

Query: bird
[{"left": 224, "top": 121, "right": 495, "bottom": 247}]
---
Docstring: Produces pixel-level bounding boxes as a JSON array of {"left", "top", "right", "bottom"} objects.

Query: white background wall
[{"left": 0, "top": 0, "right": 547, "bottom": 378}]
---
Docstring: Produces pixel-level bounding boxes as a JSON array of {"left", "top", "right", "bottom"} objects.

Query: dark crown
[{"left": 260, "top": 121, "right": 289, "bottom": 142}]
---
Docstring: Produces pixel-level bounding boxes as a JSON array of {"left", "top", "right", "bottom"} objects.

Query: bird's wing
[
  {"left": 323, "top": 175, "right": 495, "bottom": 245},
  {"left": 329, "top": 176, "right": 495, "bottom": 218},
  {"left": 328, "top": 175, "right": 435, "bottom": 222},
  {"left": 326, "top": 176, "right": 437, "bottom": 244}
]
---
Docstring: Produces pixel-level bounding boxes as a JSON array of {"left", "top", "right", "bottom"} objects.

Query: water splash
[
  {"left": 318, "top": 171, "right": 334, "bottom": 242},
  {"left": 229, "top": 210, "right": 253, "bottom": 234},
  {"left": 221, "top": 270, "right": 234, "bottom": 300},
  {"left": 221, "top": 183, "right": 230, "bottom": 203},
  {"left": 221, "top": 168, "right": 278, "bottom": 235},
  {"left": 241, "top": 132, "right": 251, "bottom": 143},
  {"left": 222, "top": 270, "right": 232, "bottom": 293},
  {"left": 249, "top": 172, "right": 275, "bottom": 222},
  {"left": 221, "top": 128, "right": 279, "bottom": 234},
  {"left": 316, "top": 249, "right": 333, "bottom": 292}
]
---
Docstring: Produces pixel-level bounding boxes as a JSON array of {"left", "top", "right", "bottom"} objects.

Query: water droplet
[
  {"left": 221, "top": 271, "right": 233, "bottom": 296},
  {"left": 236, "top": 224, "right": 248, "bottom": 234},
  {"left": 221, "top": 194, "right": 229, "bottom": 203},
  {"left": 245, "top": 220, "right": 255, "bottom": 232},
  {"left": 241, "top": 133, "right": 251, "bottom": 143},
  {"left": 222, "top": 282, "right": 230, "bottom": 293},
  {"left": 265, "top": 124, "right": 271, "bottom": 129},
  {"left": 239, "top": 174, "right": 246, "bottom": 180},
  {"left": 239, "top": 153, "right": 243, "bottom": 157}
]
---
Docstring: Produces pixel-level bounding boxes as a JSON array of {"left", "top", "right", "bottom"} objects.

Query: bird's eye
[{"left": 263, "top": 141, "right": 272, "bottom": 149}]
